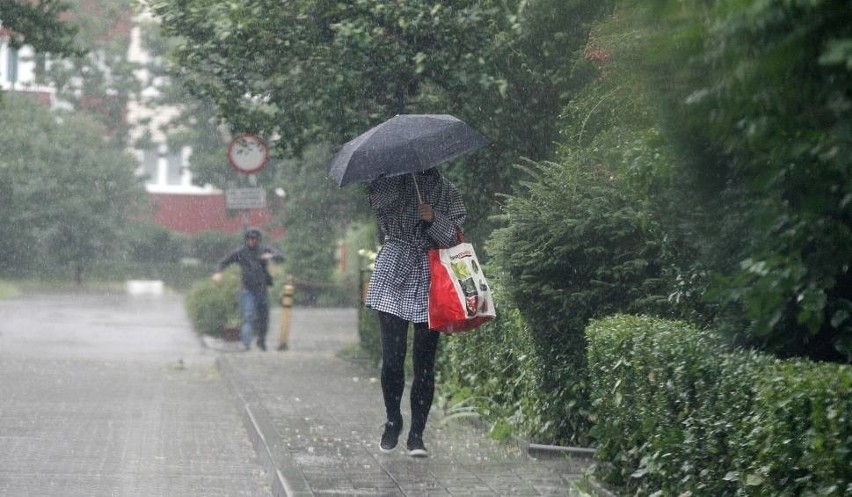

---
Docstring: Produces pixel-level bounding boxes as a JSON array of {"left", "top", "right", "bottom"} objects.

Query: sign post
[
  {"left": 225, "top": 188, "right": 267, "bottom": 210},
  {"left": 227, "top": 133, "right": 269, "bottom": 229},
  {"left": 227, "top": 133, "right": 269, "bottom": 174}
]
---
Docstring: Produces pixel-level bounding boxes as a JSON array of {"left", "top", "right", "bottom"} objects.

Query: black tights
[{"left": 379, "top": 311, "right": 440, "bottom": 436}]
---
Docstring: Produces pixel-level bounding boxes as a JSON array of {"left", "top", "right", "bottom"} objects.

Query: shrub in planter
[{"left": 184, "top": 267, "right": 240, "bottom": 338}]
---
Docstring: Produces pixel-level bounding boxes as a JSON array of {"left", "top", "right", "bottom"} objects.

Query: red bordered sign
[{"left": 227, "top": 133, "right": 269, "bottom": 174}]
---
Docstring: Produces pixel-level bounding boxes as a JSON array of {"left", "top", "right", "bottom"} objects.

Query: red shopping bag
[{"left": 428, "top": 239, "right": 496, "bottom": 333}]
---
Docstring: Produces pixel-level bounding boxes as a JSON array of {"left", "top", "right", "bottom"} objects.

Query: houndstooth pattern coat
[{"left": 365, "top": 171, "right": 466, "bottom": 323}]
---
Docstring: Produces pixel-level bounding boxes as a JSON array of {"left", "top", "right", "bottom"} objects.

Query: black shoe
[
  {"left": 277, "top": 342, "right": 288, "bottom": 351},
  {"left": 406, "top": 433, "right": 428, "bottom": 458},
  {"left": 380, "top": 420, "right": 403, "bottom": 452},
  {"left": 257, "top": 338, "right": 266, "bottom": 351}
]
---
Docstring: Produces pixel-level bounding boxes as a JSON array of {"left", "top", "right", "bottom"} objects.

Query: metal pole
[
  {"left": 277, "top": 274, "right": 294, "bottom": 351},
  {"left": 411, "top": 173, "right": 423, "bottom": 204}
]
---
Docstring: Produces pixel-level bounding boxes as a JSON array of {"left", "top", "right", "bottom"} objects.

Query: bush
[
  {"left": 479, "top": 10, "right": 690, "bottom": 442},
  {"left": 356, "top": 242, "right": 382, "bottom": 365},
  {"left": 487, "top": 158, "right": 669, "bottom": 444},
  {"left": 587, "top": 314, "right": 852, "bottom": 496},
  {"left": 437, "top": 291, "right": 547, "bottom": 442},
  {"left": 190, "top": 231, "right": 242, "bottom": 265},
  {"left": 358, "top": 306, "right": 382, "bottom": 367},
  {"left": 123, "top": 223, "right": 188, "bottom": 263},
  {"left": 631, "top": 0, "right": 852, "bottom": 362},
  {"left": 184, "top": 267, "right": 241, "bottom": 337},
  {"left": 743, "top": 361, "right": 852, "bottom": 495}
]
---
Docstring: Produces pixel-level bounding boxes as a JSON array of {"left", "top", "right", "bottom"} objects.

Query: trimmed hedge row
[{"left": 587, "top": 315, "right": 852, "bottom": 496}]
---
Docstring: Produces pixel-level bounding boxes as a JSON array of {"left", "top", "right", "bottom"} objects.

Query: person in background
[
  {"left": 213, "top": 228, "right": 284, "bottom": 351},
  {"left": 366, "top": 169, "right": 466, "bottom": 458}
]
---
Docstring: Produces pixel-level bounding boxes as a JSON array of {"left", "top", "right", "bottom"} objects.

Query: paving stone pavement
[
  {"left": 0, "top": 291, "right": 595, "bottom": 496},
  {"left": 213, "top": 307, "right": 594, "bottom": 496},
  {"left": 0, "top": 291, "right": 272, "bottom": 497}
]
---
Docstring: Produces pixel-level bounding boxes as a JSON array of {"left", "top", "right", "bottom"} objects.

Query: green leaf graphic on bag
[{"left": 451, "top": 260, "right": 472, "bottom": 279}]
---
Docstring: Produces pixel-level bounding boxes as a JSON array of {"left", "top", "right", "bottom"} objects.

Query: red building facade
[{"left": 147, "top": 192, "right": 281, "bottom": 238}]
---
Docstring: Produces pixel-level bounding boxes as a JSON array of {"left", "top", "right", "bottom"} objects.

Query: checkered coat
[{"left": 366, "top": 171, "right": 466, "bottom": 323}]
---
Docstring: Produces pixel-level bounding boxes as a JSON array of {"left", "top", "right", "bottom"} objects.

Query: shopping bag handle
[{"left": 454, "top": 227, "right": 465, "bottom": 244}]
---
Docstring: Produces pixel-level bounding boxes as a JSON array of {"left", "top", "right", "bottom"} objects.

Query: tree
[
  {"left": 634, "top": 0, "right": 852, "bottom": 362},
  {"left": 151, "top": 0, "right": 495, "bottom": 151},
  {"left": 0, "top": 0, "right": 83, "bottom": 103},
  {"left": 149, "top": 0, "right": 613, "bottom": 243},
  {"left": 39, "top": 0, "right": 139, "bottom": 143},
  {"left": 483, "top": 5, "right": 682, "bottom": 442},
  {"left": 0, "top": 94, "right": 145, "bottom": 282},
  {"left": 0, "top": 0, "right": 81, "bottom": 55},
  {"left": 272, "top": 145, "right": 355, "bottom": 305}
]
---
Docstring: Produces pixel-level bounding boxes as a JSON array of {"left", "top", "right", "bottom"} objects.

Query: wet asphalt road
[{"left": 0, "top": 291, "right": 272, "bottom": 497}]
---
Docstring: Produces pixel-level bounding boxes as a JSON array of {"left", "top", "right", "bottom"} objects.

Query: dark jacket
[{"left": 216, "top": 245, "right": 284, "bottom": 292}]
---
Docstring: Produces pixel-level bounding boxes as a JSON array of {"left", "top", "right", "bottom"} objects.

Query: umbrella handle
[{"left": 411, "top": 173, "right": 423, "bottom": 204}]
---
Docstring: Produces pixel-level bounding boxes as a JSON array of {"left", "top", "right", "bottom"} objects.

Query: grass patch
[
  {"left": 0, "top": 277, "right": 135, "bottom": 296},
  {"left": 0, "top": 280, "right": 21, "bottom": 299},
  {"left": 337, "top": 342, "right": 374, "bottom": 364}
]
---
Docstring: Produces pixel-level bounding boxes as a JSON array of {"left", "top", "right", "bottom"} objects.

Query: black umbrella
[{"left": 329, "top": 114, "right": 489, "bottom": 188}]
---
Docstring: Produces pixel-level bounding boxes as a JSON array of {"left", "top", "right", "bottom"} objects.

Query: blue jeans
[{"left": 240, "top": 288, "right": 270, "bottom": 348}]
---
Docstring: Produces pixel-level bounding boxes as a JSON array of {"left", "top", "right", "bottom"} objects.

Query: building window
[
  {"left": 166, "top": 150, "right": 183, "bottom": 185},
  {"left": 142, "top": 147, "right": 158, "bottom": 184},
  {"left": 6, "top": 48, "right": 18, "bottom": 84},
  {"left": 34, "top": 53, "right": 46, "bottom": 85}
]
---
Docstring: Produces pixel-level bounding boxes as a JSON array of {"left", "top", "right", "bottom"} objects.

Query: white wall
[
  {"left": 126, "top": 12, "right": 212, "bottom": 195},
  {"left": 0, "top": 35, "right": 57, "bottom": 104}
]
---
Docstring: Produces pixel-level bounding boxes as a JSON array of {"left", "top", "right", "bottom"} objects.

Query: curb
[
  {"left": 216, "top": 356, "right": 313, "bottom": 497},
  {"left": 459, "top": 413, "right": 598, "bottom": 462},
  {"left": 513, "top": 435, "right": 597, "bottom": 460},
  {"left": 584, "top": 477, "right": 622, "bottom": 497}
]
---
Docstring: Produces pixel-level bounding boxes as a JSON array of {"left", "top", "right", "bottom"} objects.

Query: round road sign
[{"left": 227, "top": 133, "right": 269, "bottom": 174}]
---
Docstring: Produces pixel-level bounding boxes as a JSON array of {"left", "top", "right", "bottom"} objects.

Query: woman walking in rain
[{"left": 366, "top": 168, "right": 466, "bottom": 458}]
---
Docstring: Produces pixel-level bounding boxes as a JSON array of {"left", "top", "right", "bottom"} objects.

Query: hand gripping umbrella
[{"left": 328, "top": 114, "right": 489, "bottom": 196}]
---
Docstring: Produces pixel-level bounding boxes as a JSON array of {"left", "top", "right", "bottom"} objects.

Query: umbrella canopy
[{"left": 329, "top": 114, "right": 489, "bottom": 187}]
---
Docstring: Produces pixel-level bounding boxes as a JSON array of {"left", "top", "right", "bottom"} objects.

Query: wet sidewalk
[
  {"left": 0, "top": 291, "right": 272, "bottom": 497},
  {"left": 210, "top": 308, "right": 595, "bottom": 496}
]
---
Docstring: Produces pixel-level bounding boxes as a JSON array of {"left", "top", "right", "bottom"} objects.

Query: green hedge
[
  {"left": 587, "top": 314, "right": 852, "bottom": 496},
  {"left": 358, "top": 306, "right": 382, "bottom": 367},
  {"left": 358, "top": 269, "right": 548, "bottom": 442},
  {"left": 437, "top": 300, "right": 545, "bottom": 441}
]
